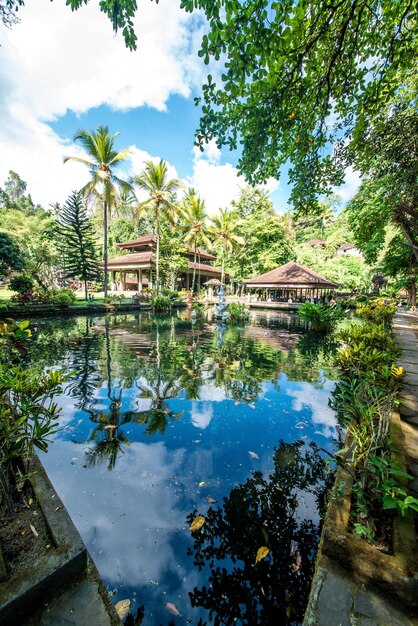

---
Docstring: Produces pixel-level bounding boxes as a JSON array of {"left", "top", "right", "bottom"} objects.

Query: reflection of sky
[{"left": 37, "top": 313, "right": 338, "bottom": 625}]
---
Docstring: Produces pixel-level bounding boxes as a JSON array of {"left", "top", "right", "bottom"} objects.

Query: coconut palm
[
  {"left": 181, "top": 188, "right": 211, "bottom": 292},
  {"left": 210, "top": 208, "right": 244, "bottom": 284},
  {"left": 64, "top": 126, "right": 131, "bottom": 297},
  {"left": 131, "top": 160, "right": 182, "bottom": 293}
]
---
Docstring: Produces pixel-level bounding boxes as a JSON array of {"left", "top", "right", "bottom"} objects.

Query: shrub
[
  {"left": 9, "top": 274, "right": 34, "bottom": 294},
  {"left": 161, "top": 288, "right": 179, "bottom": 300},
  {"left": 357, "top": 298, "right": 396, "bottom": 327},
  {"left": 227, "top": 302, "right": 249, "bottom": 323},
  {"left": 151, "top": 295, "right": 172, "bottom": 311},
  {"left": 47, "top": 288, "right": 76, "bottom": 306},
  {"left": 299, "top": 302, "right": 346, "bottom": 333}
]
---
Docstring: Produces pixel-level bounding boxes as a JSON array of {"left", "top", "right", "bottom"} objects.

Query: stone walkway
[
  {"left": 304, "top": 309, "right": 418, "bottom": 626},
  {"left": 393, "top": 311, "right": 418, "bottom": 500}
]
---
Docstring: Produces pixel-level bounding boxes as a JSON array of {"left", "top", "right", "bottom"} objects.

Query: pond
[{"left": 30, "top": 310, "right": 340, "bottom": 625}]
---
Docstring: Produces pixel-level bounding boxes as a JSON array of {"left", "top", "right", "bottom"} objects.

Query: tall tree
[
  {"left": 184, "top": 0, "right": 417, "bottom": 210},
  {"left": 230, "top": 188, "right": 295, "bottom": 282},
  {"left": 210, "top": 208, "right": 244, "bottom": 284},
  {"left": 180, "top": 188, "right": 211, "bottom": 291},
  {"left": 131, "top": 160, "right": 182, "bottom": 293},
  {"left": 57, "top": 191, "right": 99, "bottom": 300},
  {"left": 0, "top": 232, "right": 24, "bottom": 277},
  {"left": 64, "top": 126, "right": 131, "bottom": 297}
]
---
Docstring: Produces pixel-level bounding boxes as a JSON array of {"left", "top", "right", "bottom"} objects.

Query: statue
[{"left": 214, "top": 285, "right": 229, "bottom": 321}]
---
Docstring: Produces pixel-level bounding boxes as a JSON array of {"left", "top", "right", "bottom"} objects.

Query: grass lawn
[{"left": 0, "top": 289, "right": 13, "bottom": 301}]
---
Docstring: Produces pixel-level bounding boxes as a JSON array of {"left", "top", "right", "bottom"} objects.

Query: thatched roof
[
  {"left": 244, "top": 261, "right": 338, "bottom": 288},
  {"left": 204, "top": 278, "right": 223, "bottom": 286}
]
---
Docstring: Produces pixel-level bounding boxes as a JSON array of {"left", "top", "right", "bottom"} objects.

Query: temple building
[
  {"left": 244, "top": 261, "right": 338, "bottom": 301},
  {"left": 106, "top": 234, "right": 223, "bottom": 292}
]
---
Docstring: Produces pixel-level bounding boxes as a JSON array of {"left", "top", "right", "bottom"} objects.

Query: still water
[{"left": 30, "top": 311, "right": 339, "bottom": 625}]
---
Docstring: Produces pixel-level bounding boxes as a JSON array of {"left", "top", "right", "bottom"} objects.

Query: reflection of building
[
  {"left": 106, "top": 234, "right": 223, "bottom": 292},
  {"left": 244, "top": 261, "right": 338, "bottom": 302},
  {"left": 336, "top": 242, "right": 362, "bottom": 257}
]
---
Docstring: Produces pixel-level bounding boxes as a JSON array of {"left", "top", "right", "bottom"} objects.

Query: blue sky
[{"left": 0, "top": 0, "right": 359, "bottom": 214}]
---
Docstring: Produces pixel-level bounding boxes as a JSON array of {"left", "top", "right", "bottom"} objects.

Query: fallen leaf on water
[
  {"left": 29, "top": 524, "right": 38, "bottom": 538},
  {"left": 28, "top": 498, "right": 33, "bottom": 506},
  {"left": 166, "top": 602, "right": 182, "bottom": 617},
  {"left": 255, "top": 546, "right": 269, "bottom": 564},
  {"left": 206, "top": 497, "right": 218, "bottom": 504},
  {"left": 104, "top": 424, "right": 117, "bottom": 430},
  {"left": 189, "top": 516, "right": 205, "bottom": 532},
  {"left": 115, "top": 599, "right": 131, "bottom": 620},
  {"left": 198, "top": 481, "right": 205, "bottom": 487},
  {"left": 248, "top": 451, "right": 259, "bottom": 459}
]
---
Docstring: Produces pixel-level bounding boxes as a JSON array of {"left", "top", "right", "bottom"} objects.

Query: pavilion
[
  {"left": 106, "top": 234, "right": 223, "bottom": 292},
  {"left": 244, "top": 261, "right": 338, "bottom": 302}
]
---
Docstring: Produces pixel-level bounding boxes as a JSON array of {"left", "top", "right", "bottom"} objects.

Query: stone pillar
[
  {"left": 138, "top": 269, "right": 142, "bottom": 292},
  {"left": 148, "top": 270, "right": 153, "bottom": 289},
  {"left": 111, "top": 271, "right": 117, "bottom": 292}
]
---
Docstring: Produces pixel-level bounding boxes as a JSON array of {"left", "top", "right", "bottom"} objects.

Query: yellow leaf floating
[
  {"left": 255, "top": 546, "right": 269, "bottom": 564},
  {"left": 115, "top": 599, "right": 131, "bottom": 620},
  {"left": 189, "top": 515, "right": 205, "bottom": 532},
  {"left": 198, "top": 481, "right": 205, "bottom": 487}
]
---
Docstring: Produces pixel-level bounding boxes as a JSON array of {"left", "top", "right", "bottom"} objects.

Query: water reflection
[{"left": 29, "top": 311, "right": 339, "bottom": 625}]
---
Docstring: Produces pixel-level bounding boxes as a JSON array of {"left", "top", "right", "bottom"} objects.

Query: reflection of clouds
[
  {"left": 41, "top": 441, "right": 197, "bottom": 594},
  {"left": 191, "top": 402, "right": 213, "bottom": 429},
  {"left": 197, "top": 385, "right": 227, "bottom": 402},
  {"left": 285, "top": 379, "right": 337, "bottom": 439}
]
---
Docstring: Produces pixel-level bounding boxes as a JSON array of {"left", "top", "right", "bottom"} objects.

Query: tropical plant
[
  {"left": 0, "top": 319, "right": 68, "bottom": 510},
  {"left": 180, "top": 188, "right": 211, "bottom": 292},
  {"left": 131, "top": 160, "right": 182, "bottom": 293},
  {"left": 56, "top": 191, "right": 99, "bottom": 300},
  {"left": 151, "top": 295, "right": 172, "bottom": 312},
  {"left": 210, "top": 208, "right": 244, "bottom": 284},
  {"left": 298, "top": 302, "right": 345, "bottom": 333},
  {"left": 357, "top": 298, "right": 396, "bottom": 327},
  {"left": 64, "top": 125, "right": 131, "bottom": 297},
  {"left": 227, "top": 302, "right": 249, "bottom": 323}
]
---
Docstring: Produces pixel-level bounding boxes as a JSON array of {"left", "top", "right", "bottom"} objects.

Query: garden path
[
  {"left": 393, "top": 310, "right": 418, "bottom": 501},
  {"left": 303, "top": 310, "right": 418, "bottom": 626}
]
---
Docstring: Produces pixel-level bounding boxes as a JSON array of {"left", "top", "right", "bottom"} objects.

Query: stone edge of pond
[
  {"left": 0, "top": 455, "right": 118, "bottom": 625},
  {"left": 0, "top": 301, "right": 187, "bottom": 318},
  {"left": 304, "top": 411, "right": 418, "bottom": 625}
]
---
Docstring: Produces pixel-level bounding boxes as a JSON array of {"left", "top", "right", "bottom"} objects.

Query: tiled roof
[
  {"left": 244, "top": 261, "right": 338, "bottom": 287},
  {"left": 106, "top": 252, "right": 154, "bottom": 267}
]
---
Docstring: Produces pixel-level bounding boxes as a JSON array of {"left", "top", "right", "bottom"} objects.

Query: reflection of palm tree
[
  {"left": 133, "top": 323, "right": 183, "bottom": 434},
  {"left": 186, "top": 441, "right": 333, "bottom": 625},
  {"left": 85, "top": 425, "right": 129, "bottom": 471}
]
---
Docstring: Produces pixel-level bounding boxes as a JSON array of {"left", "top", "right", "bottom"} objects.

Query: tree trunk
[
  {"left": 408, "top": 279, "right": 417, "bottom": 308},
  {"left": 84, "top": 279, "right": 88, "bottom": 301},
  {"left": 221, "top": 256, "right": 225, "bottom": 285},
  {"left": 192, "top": 244, "right": 197, "bottom": 292},
  {"left": 156, "top": 212, "right": 160, "bottom": 294},
  {"left": 103, "top": 199, "right": 108, "bottom": 298},
  {"left": 395, "top": 208, "right": 418, "bottom": 265}
]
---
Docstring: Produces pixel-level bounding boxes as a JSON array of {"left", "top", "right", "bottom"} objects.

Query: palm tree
[
  {"left": 210, "top": 208, "right": 244, "bottom": 284},
  {"left": 64, "top": 126, "right": 131, "bottom": 297},
  {"left": 131, "top": 160, "right": 182, "bottom": 293},
  {"left": 181, "top": 188, "right": 211, "bottom": 292}
]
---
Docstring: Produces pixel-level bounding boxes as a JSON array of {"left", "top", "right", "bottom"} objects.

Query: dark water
[{"left": 30, "top": 310, "right": 339, "bottom": 625}]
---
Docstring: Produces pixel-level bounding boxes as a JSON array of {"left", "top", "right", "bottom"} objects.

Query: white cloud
[
  {"left": 285, "top": 378, "right": 338, "bottom": 439},
  {"left": 333, "top": 166, "right": 362, "bottom": 203},
  {"left": 0, "top": 0, "right": 204, "bottom": 206},
  {"left": 190, "top": 140, "right": 280, "bottom": 214}
]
